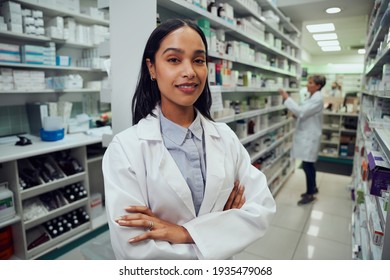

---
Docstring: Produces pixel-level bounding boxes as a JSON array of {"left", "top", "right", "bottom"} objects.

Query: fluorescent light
[
  {"left": 317, "top": 40, "right": 340, "bottom": 47},
  {"left": 326, "top": 7, "right": 341, "bottom": 14},
  {"left": 306, "top": 23, "right": 335, "bottom": 33},
  {"left": 358, "top": 49, "right": 366, "bottom": 54},
  {"left": 321, "top": 46, "right": 341, "bottom": 52},
  {"left": 313, "top": 33, "right": 338, "bottom": 41}
]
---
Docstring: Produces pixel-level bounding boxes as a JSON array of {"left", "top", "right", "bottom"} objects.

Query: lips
[
  {"left": 175, "top": 82, "right": 199, "bottom": 93},
  {"left": 176, "top": 82, "right": 198, "bottom": 88}
]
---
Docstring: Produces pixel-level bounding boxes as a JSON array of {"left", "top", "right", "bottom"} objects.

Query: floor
[{"left": 57, "top": 167, "right": 354, "bottom": 260}]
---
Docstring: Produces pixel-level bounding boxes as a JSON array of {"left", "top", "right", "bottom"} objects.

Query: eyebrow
[{"left": 162, "top": 48, "right": 206, "bottom": 56}]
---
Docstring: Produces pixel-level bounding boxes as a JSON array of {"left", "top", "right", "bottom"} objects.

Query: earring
[{"left": 150, "top": 76, "right": 155, "bottom": 81}]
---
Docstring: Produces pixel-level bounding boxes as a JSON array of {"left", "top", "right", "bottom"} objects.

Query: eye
[
  {"left": 167, "top": 57, "right": 180, "bottom": 63},
  {"left": 194, "top": 58, "right": 206, "bottom": 65}
]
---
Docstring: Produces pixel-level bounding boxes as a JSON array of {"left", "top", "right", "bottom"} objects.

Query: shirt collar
[{"left": 160, "top": 110, "right": 203, "bottom": 145}]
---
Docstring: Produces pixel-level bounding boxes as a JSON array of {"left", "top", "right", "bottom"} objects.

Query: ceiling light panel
[
  {"left": 321, "top": 46, "right": 341, "bottom": 52},
  {"left": 358, "top": 49, "right": 366, "bottom": 54},
  {"left": 326, "top": 7, "right": 341, "bottom": 14},
  {"left": 317, "top": 40, "right": 340, "bottom": 47},
  {"left": 313, "top": 33, "right": 338, "bottom": 41},
  {"left": 306, "top": 23, "right": 335, "bottom": 33}
]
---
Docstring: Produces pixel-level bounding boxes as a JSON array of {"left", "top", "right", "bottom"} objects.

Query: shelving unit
[
  {"left": 0, "top": 0, "right": 110, "bottom": 137},
  {"left": 319, "top": 111, "right": 358, "bottom": 161},
  {"left": 0, "top": 131, "right": 107, "bottom": 259},
  {"left": 0, "top": 0, "right": 108, "bottom": 259},
  {"left": 351, "top": 0, "right": 390, "bottom": 259}
]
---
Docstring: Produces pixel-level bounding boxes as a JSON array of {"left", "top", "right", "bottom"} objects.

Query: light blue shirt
[{"left": 160, "top": 112, "right": 206, "bottom": 215}]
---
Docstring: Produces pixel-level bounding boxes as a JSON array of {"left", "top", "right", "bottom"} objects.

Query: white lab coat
[
  {"left": 284, "top": 90, "right": 323, "bottom": 162},
  {"left": 102, "top": 107, "right": 276, "bottom": 260}
]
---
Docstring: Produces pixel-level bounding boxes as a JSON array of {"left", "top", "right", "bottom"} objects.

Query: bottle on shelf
[
  {"left": 207, "top": 0, "right": 217, "bottom": 16},
  {"left": 217, "top": 3, "right": 225, "bottom": 19}
]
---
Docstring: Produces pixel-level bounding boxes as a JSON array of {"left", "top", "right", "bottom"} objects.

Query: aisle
[
  {"left": 236, "top": 169, "right": 353, "bottom": 260},
  {"left": 57, "top": 168, "right": 354, "bottom": 260}
]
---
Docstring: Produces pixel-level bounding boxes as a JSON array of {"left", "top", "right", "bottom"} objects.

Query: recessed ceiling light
[
  {"left": 313, "top": 33, "right": 338, "bottom": 41},
  {"left": 358, "top": 49, "right": 366, "bottom": 54},
  {"left": 326, "top": 7, "right": 341, "bottom": 14},
  {"left": 306, "top": 23, "right": 335, "bottom": 33},
  {"left": 317, "top": 40, "right": 340, "bottom": 47},
  {"left": 321, "top": 46, "right": 341, "bottom": 52}
]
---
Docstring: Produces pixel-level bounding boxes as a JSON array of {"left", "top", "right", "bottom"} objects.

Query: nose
[{"left": 182, "top": 60, "right": 196, "bottom": 79}]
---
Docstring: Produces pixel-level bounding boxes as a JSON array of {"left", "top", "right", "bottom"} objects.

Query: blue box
[
  {"left": 40, "top": 128, "right": 64, "bottom": 141},
  {"left": 368, "top": 151, "right": 390, "bottom": 196}
]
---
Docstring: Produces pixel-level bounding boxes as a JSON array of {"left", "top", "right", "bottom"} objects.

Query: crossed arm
[{"left": 115, "top": 180, "right": 245, "bottom": 244}]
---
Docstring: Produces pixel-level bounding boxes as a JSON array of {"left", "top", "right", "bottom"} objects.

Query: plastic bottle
[
  {"left": 0, "top": 184, "right": 15, "bottom": 222},
  {"left": 217, "top": 3, "right": 225, "bottom": 19}
]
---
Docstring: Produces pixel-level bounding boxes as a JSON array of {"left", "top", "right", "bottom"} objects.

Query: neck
[{"left": 161, "top": 106, "right": 195, "bottom": 128}]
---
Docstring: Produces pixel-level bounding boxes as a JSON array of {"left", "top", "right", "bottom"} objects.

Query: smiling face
[
  {"left": 146, "top": 26, "right": 208, "bottom": 119},
  {"left": 306, "top": 77, "right": 321, "bottom": 95}
]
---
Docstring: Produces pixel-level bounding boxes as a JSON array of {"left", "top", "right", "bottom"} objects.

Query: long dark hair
[{"left": 131, "top": 18, "right": 213, "bottom": 125}]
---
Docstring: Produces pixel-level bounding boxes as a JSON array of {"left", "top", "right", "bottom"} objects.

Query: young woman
[
  {"left": 103, "top": 19, "right": 276, "bottom": 260},
  {"left": 279, "top": 75, "right": 326, "bottom": 205}
]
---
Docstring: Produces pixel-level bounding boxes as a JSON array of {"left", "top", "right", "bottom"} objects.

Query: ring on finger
[{"left": 147, "top": 220, "right": 154, "bottom": 231}]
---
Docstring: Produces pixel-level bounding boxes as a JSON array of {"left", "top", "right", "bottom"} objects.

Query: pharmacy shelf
[
  {"left": 250, "top": 130, "right": 294, "bottom": 162},
  {"left": 224, "top": 0, "right": 300, "bottom": 48},
  {"left": 214, "top": 105, "right": 286, "bottom": 124},
  {"left": 260, "top": 144, "right": 292, "bottom": 174},
  {"left": 241, "top": 118, "right": 292, "bottom": 145},
  {"left": 0, "top": 62, "right": 104, "bottom": 72},
  {"left": 271, "top": 164, "right": 295, "bottom": 196},
  {"left": 0, "top": 88, "right": 100, "bottom": 94},
  {"left": 158, "top": 0, "right": 300, "bottom": 64},
  {"left": 366, "top": 0, "right": 390, "bottom": 56},
  {"left": 219, "top": 86, "right": 298, "bottom": 93},
  {"left": 256, "top": 0, "right": 300, "bottom": 35},
  {"left": 0, "top": 30, "right": 100, "bottom": 49},
  {"left": 14, "top": 0, "right": 109, "bottom": 26}
]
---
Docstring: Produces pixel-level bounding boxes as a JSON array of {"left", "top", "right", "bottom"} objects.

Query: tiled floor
[
  {"left": 57, "top": 168, "right": 354, "bottom": 260},
  {"left": 236, "top": 168, "right": 353, "bottom": 260}
]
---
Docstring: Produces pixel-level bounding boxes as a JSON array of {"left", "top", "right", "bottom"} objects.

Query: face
[
  {"left": 146, "top": 26, "right": 208, "bottom": 115},
  {"left": 306, "top": 78, "right": 321, "bottom": 95}
]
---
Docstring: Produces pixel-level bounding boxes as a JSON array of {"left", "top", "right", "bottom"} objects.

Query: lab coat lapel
[
  {"left": 138, "top": 108, "right": 196, "bottom": 217},
  {"left": 198, "top": 117, "right": 226, "bottom": 215},
  {"left": 159, "top": 150, "right": 196, "bottom": 217}
]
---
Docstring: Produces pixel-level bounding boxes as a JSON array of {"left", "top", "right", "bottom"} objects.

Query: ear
[{"left": 146, "top": 58, "right": 156, "bottom": 80}]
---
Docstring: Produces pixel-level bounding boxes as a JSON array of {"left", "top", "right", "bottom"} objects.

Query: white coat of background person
[
  {"left": 102, "top": 19, "right": 276, "bottom": 260},
  {"left": 278, "top": 75, "right": 326, "bottom": 205}
]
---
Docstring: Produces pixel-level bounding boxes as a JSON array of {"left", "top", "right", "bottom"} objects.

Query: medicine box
[{"left": 367, "top": 151, "right": 390, "bottom": 196}]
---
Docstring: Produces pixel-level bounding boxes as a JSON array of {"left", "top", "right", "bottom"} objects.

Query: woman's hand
[
  {"left": 115, "top": 206, "right": 194, "bottom": 244},
  {"left": 224, "top": 180, "right": 245, "bottom": 210}
]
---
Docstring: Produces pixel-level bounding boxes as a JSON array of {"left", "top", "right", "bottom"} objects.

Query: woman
[
  {"left": 279, "top": 75, "right": 326, "bottom": 205},
  {"left": 103, "top": 19, "right": 275, "bottom": 260}
]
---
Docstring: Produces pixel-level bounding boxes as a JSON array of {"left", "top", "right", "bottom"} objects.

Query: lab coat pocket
[{"left": 210, "top": 188, "right": 233, "bottom": 212}]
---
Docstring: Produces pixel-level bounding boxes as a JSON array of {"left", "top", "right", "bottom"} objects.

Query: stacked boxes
[
  {"left": 367, "top": 151, "right": 390, "bottom": 197},
  {"left": 0, "top": 68, "right": 13, "bottom": 90},
  {"left": 0, "top": 1, "right": 22, "bottom": 33},
  {"left": 0, "top": 43, "right": 20, "bottom": 63},
  {"left": 22, "top": 8, "right": 44, "bottom": 36},
  {"left": 13, "top": 70, "right": 45, "bottom": 90}
]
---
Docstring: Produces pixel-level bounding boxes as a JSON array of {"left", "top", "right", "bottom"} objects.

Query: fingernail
[{"left": 128, "top": 238, "right": 135, "bottom": 243}]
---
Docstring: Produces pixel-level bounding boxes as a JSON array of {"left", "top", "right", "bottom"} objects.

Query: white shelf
[
  {"left": 157, "top": 0, "right": 300, "bottom": 64},
  {"left": 224, "top": 0, "right": 300, "bottom": 48},
  {"left": 0, "top": 131, "right": 105, "bottom": 163},
  {"left": 0, "top": 62, "right": 103, "bottom": 72},
  {"left": 0, "top": 88, "right": 100, "bottom": 94},
  {"left": 240, "top": 118, "right": 292, "bottom": 145},
  {"left": 15, "top": 0, "right": 109, "bottom": 26}
]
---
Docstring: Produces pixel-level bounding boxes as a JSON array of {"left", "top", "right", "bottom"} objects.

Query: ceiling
[{"left": 276, "top": 0, "right": 376, "bottom": 57}]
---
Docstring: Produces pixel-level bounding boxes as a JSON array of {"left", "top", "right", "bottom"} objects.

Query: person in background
[
  {"left": 102, "top": 18, "right": 276, "bottom": 259},
  {"left": 278, "top": 75, "right": 326, "bottom": 205},
  {"left": 329, "top": 81, "right": 342, "bottom": 97}
]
